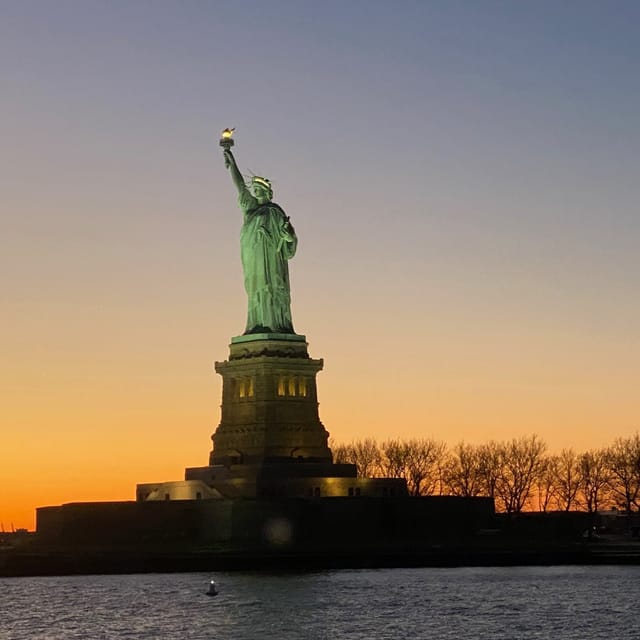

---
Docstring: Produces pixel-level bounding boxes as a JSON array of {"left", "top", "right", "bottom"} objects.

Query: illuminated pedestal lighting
[
  {"left": 174, "top": 333, "right": 405, "bottom": 499},
  {"left": 211, "top": 333, "right": 330, "bottom": 466}
]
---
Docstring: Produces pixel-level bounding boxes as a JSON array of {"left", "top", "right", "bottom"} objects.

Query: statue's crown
[{"left": 252, "top": 176, "right": 271, "bottom": 189}]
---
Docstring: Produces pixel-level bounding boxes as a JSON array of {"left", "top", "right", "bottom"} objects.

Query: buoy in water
[{"left": 206, "top": 580, "right": 218, "bottom": 596}]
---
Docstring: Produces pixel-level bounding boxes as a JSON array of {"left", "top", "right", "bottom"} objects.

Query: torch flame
[{"left": 222, "top": 128, "right": 235, "bottom": 139}]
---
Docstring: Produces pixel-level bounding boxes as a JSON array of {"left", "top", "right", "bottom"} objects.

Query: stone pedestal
[
  {"left": 209, "top": 334, "right": 332, "bottom": 466},
  {"left": 179, "top": 333, "right": 407, "bottom": 499}
]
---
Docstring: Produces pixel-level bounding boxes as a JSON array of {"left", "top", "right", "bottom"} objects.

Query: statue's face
[{"left": 252, "top": 184, "right": 271, "bottom": 203}]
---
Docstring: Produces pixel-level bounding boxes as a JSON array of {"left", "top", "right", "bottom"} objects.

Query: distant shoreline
[{"left": 2, "top": 541, "right": 640, "bottom": 578}]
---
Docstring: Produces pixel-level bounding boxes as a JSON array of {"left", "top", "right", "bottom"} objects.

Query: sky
[{"left": 1, "top": 0, "right": 638, "bottom": 529}]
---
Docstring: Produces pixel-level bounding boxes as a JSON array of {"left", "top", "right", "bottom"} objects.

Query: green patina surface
[
  {"left": 231, "top": 333, "right": 306, "bottom": 344},
  {"left": 223, "top": 145, "right": 298, "bottom": 335}
]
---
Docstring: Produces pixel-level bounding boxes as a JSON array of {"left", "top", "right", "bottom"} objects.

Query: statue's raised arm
[
  {"left": 219, "top": 129, "right": 298, "bottom": 336},
  {"left": 223, "top": 148, "right": 247, "bottom": 195}
]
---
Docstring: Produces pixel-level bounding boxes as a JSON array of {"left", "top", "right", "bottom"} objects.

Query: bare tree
[
  {"left": 331, "top": 440, "right": 352, "bottom": 465},
  {"left": 535, "top": 456, "right": 558, "bottom": 513},
  {"left": 378, "top": 438, "right": 447, "bottom": 496},
  {"left": 443, "top": 442, "right": 485, "bottom": 497},
  {"left": 351, "top": 439, "right": 382, "bottom": 477},
  {"left": 578, "top": 448, "right": 611, "bottom": 513},
  {"left": 606, "top": 434, "right": 640, "bottom": 513},
  {"left": 553, "top": 448, "right": 581, "bottom": 512},
  {"left": 379, "top": 439, "right": 408, "bottom": 479},
  {"left": 405, "top": 438, "right": 447, "bottom": 496},
  {"left": 332, "top": 433, "right": 640, "bottom": 516},
  {"left": 494, "top": 435, "right": 547, "bottom": 514},
  {"left": 476, "top": 441, "right": 503, "bottom": 502}
]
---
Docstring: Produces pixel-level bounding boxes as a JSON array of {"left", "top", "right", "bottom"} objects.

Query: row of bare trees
[{"left": 332, "top": 433, "right": 640, "bottom": 514}]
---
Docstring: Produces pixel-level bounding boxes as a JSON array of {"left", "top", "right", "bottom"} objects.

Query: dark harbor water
[{"left": 1, "top": 566, "right": 637, "bottom": 639}]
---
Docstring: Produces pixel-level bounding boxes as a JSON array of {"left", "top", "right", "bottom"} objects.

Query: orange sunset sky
[{"left": 2, "top": 2, "right": 639, "bottom": 529}]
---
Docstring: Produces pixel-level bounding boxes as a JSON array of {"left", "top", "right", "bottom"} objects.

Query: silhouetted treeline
[{"left": 332, "top": 433, "right": 640, "bottom": 514}]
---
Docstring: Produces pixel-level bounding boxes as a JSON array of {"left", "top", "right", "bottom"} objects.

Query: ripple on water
[{"left": 1, "top": 566, "right": 640, "bottom": 639}]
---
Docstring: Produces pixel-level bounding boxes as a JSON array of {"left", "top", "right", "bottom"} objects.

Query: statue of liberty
[{"left": 222, "top": 138, "right": 298, "bottom": 335}]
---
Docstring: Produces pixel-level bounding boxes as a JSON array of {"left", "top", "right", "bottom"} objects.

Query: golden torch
[{"left": 220, "top": 127, "right": 235, "bottom": 168}]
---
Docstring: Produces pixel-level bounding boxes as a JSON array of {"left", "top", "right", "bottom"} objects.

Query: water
[{"left": 1, "top": 566, "right": 638, "bottom": 639}]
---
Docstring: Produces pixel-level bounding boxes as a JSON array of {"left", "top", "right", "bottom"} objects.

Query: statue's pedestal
[
  {"left": 167, "top": 333, "right": 406, "bottom": 500},
  {"left": 210, "top": 334, "right": 332, "bottom": 467}
]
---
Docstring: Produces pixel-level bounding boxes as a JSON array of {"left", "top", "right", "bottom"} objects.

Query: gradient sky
[{"left": 2, "top": 1, "right": 639, "bottom": 529}]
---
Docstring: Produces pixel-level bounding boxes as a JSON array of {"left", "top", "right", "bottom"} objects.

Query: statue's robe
[{"left": 238, "top": 188, "right": 297, "bottom": 334}]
